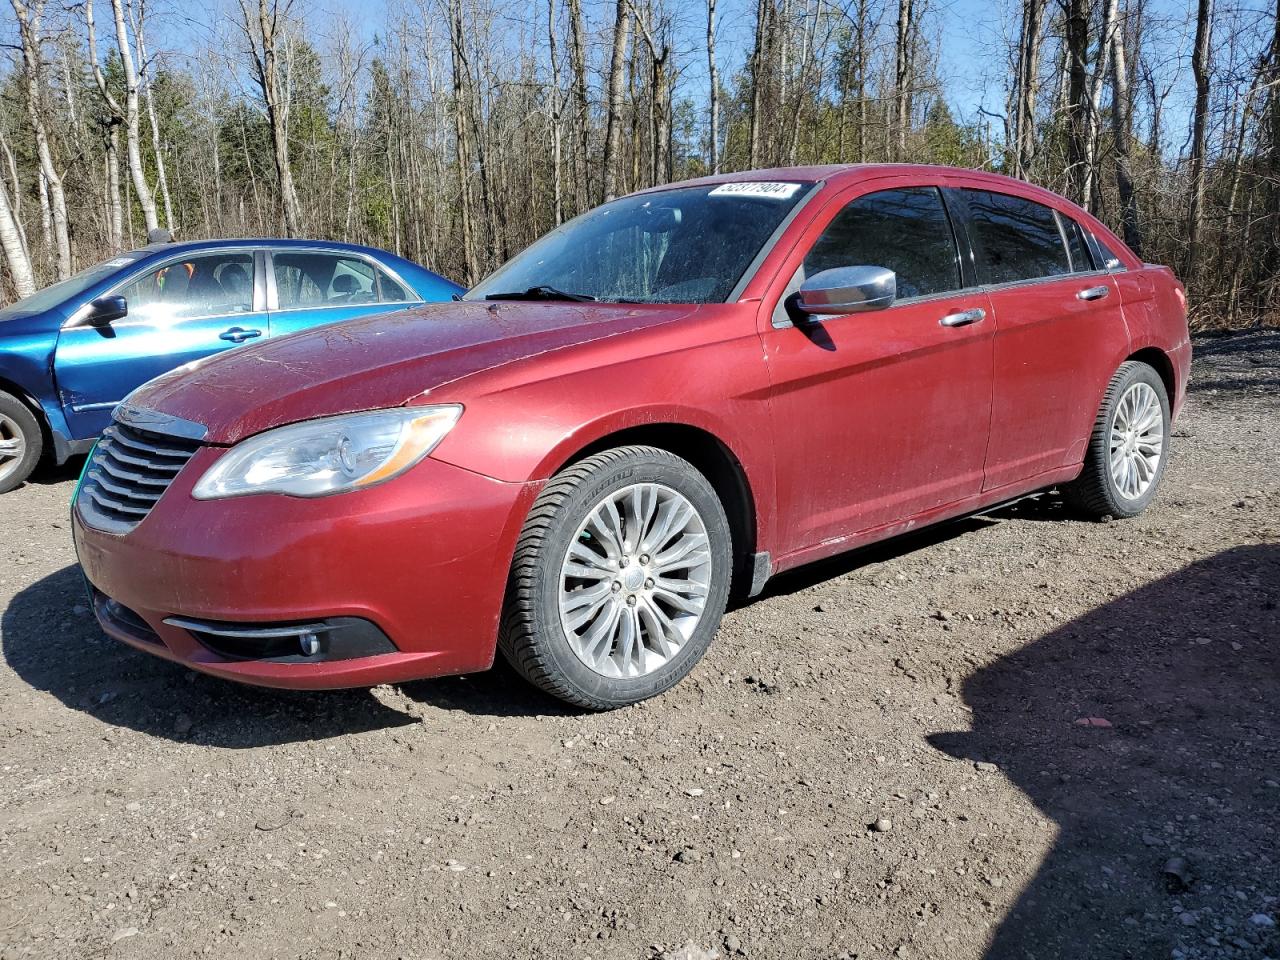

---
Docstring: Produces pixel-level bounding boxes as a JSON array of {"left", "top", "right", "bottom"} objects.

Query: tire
[
  {"left": 499, "top": 445, "right": 733, "bottom": 710},
  {"left": 0, "top": 391, "right": 42, "bottom": 495},
  {"left": 1063, "top": 361, "right": 1170, "bottom": 519}
]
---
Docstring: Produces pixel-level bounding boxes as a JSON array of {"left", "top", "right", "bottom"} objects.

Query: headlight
[{"left": 191, "top": 406, "right": 462, "bottom": 500}]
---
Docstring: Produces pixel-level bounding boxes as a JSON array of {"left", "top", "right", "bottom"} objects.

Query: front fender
[
  {"left": 0, "top": 332, "right": 75, "bottom": 458},
  {"left": 426, "top": 328, "right": 779, "bottom": 556}
]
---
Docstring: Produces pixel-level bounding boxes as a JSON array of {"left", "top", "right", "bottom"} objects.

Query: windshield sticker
[
  {"left": 708, "top": 182, "right": 802, "bottom": 200},
  {"left": 104, "top": 257, "right": 136, "bottom": 268}
]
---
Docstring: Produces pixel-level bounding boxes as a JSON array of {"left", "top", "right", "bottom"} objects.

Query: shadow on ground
[
  {"left": 1, "top": 564, "right": 568, "bottom": 748},
  {"left": 931, "top": 544, "right": 1280, "bottom": 959}
]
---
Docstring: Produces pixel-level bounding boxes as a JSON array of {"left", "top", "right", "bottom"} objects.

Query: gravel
[{"left": 0, "top": 330, "right": 1277, "bottom": 959}]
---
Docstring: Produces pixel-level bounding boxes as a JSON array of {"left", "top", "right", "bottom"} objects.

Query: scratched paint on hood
[{"left": 128, "top": 300, "right": 699, "bottom": 444}]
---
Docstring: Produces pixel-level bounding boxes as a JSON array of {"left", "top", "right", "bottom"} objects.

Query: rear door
[
  {"left": 760, "top": 181, "right": 995, "bottom": 557},
  {"left": 950, "top": 186, "right": 1130, "bottom": 490},
  {"left": 266, "top": 249, "right": 422, "bottom": 337},
  {"left": 54, "top": 249, "right": 268, "bottom": 437}
]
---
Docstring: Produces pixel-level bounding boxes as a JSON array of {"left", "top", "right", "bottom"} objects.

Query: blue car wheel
[{"left": 0, "top": 391, "right": 43, "bottom": 493}]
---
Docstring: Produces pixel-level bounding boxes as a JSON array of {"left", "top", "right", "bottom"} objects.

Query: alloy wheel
[
  {"left": 1109, "top": 381, "right": 1164, "bottom": 500},
  {"left": 0, "top": 412, "right": 26, "bottom": 487},
  {"left": 558, "top": 482, "right": 713, "bottom": 679}
]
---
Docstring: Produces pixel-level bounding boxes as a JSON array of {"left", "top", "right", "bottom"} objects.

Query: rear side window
[
  {"left": 962, "top": 190, "right": 1072, "bottom": 285},
  {"left": 804, "top": 187, "right": 960, "bottom": 299},
  {"left": 1094, "top": 236, "right": 1125, "bottom": 271},
  {"left": 273, "top": 252, "right": 410, "bottom": 309},
  {"left": 1059, "top": 215, "right": 1094, "bottom": 272}
]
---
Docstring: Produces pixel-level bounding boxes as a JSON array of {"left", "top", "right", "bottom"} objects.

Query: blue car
[{"left": 0, "top": 238, "right": 462, "bottom": 492}]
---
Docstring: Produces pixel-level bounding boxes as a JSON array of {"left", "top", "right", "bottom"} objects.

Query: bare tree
[
  {"left": 894, "top": 0, "right": 916, "bottom": 158},
  {"left": 11, "top": 0, "right": 72, "bottom": 278},
  {"left": 85, "top": 0, "right": 158, "bottom": 233},
  {"left": 1186, "top": 0, "right": 1213, "bottom": 275},
  {"left": 1108, "top": 0, "right": 1141, "bottom": 251},
  {"left": 237, "top": 0, "right": 304, "bottom": 236},
  {"left": 706, "top": 0, "right": 721, "bottom": 173},
  {"left": 602, "top": 0, "right": 632, "bottom": 200},
  {"left": 0, "top": 156, "right": 36, "bottom": 298}
]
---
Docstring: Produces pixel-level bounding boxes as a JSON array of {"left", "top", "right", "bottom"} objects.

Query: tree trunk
[
  {"left": 1012, "top": 0, "right": 1045, "bottom": 177},
  {"left": 706, "top": 0, "right": 721, "bottom": 173},
  {"left": 106, "top": 122, "right": 125, "bottom": 249},
  {"left": 107, "top": 0, "right": 159, "bottom": 232},
  {"left": 12, "top": 0, "right": 72, "bottom": 279},
  {"left": 134, "top": 10, "right": 177, "bottom": 231},
  {"left": 238, "top": 0, "right": 304, "bottom": 237},
  {"left": 894, "top": 0, "right": 915, "bottom": 158},
  {"left": 601, "top": 0, "right": 631, "bottom": 201},
  {"left": 748, "top": 0, "right": 770, "bottom": 167},
  {"left": 567, "top": 0, "right": 590, "bottom": 210},
  {"left": 0, "top": 167, "right": 36, "bottom": 299},
  {"left": 1186, "top": 0, "right": 1212, "bottom": 277},
  {"left": 1108, "top": 0, "right": 1141, "bottom": 252},
  {"left": 449, "top": 5, "right": 477, "bottom": 280},
  {"left": 548, "top": 0, "right": 564, "bottom": 223},
  {"left": 1063, "top": 0, "right": 1092, "bottom": 204}
]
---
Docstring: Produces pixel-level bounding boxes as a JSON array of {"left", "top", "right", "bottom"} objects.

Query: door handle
[
  {"left": 1076, "top": 285, "right": 1110, "bottom": 301},
  {"left": 939, "top": 308, "right": 986, "bottom": 328},
  {"left": 219, "top": 326, "right": 262, "bottom": 343}
]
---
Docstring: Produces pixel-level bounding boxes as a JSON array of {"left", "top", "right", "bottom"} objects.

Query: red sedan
[{"left": 72, "top": 165, "right": 1191, "bottom": 709}]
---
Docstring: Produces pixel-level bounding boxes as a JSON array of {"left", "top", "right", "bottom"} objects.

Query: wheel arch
[
  {"left": 552, "top": 422, "right": 760, "bottom": 597},
  {"left": 0, "top": 375, "right": 53, "bottom": 452},
  {"left": 1125, "top": 346, "right": 1176, "bottom": 405}
]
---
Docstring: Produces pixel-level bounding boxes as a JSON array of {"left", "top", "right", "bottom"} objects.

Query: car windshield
[
  {"left": 0, "top": 254, "right": 143, "bottom": 319},
  {"left": 466, "top": 182, "right": 815, "bottom": 305}
]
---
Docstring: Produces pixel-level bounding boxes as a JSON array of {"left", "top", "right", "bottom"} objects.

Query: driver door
[
  {"left": 54, "top": 250, "right": 268, "bottom": 437},
  {"left": 760, "top": 182, "right": 995, "bottom": 559}
]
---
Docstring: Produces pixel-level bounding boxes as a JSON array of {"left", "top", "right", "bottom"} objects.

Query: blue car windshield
[
  {"left": 467, "top": 182, "right": 815, "bottom": 305},
  {"left": 0, "top": 254, "right": 143, "bottom": 318}
]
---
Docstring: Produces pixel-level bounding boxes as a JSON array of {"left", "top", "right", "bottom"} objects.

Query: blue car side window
[
  {"left": 273, "top": 253, "right": 411, "bottom": 310},
  {"left": 116, "top": 253, "right": 255, "bottom": 323}
]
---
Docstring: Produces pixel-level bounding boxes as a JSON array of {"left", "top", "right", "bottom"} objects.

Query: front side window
[
  {"left": 116, "top": 252, "right": 254, "bottom": 324},
  {"left": 273, "top": 253, "right": 409, "bottom": 309},
  {"left": 804, "top": 187, "right": 961, "bottom": 299},
  {"left": 467, "top": 182, "right": 816, "bottom": 304},
  {"left": 963, "top": 190, "right": 1072, "bottom": 285}
]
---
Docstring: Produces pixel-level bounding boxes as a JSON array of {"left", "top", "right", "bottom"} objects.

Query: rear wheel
[
  {"left": 0, "top": 392, "right": 42, "bottom": 495},
  {"left": 1064, "top": 361, "right": 1170, "bottom": 519},
  {"left": 499, "top": 445, "right": 732, "bottom": 709}
]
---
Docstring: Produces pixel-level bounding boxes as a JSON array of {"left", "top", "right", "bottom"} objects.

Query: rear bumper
[{"left": 72, "top": 448, "right": 537, "bottom": 689}]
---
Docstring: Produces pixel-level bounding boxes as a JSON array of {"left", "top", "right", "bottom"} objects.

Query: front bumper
[{"left": 72, "top": 447, "right": 537, "bottom": 689}]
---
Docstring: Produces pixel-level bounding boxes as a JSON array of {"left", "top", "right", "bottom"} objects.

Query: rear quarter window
[{"left": 962, "top": 189, "right": 1072, "bottom": 285}]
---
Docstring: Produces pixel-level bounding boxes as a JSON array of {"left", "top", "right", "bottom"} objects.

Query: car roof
[
  {"left": 126, "top": 237, "right": 404, "bottom": 260},
  {"left": 634, "top": 163, "right": 1059, "bottom": 198}
]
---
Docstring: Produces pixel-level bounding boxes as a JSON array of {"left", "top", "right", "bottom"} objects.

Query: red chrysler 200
[{"left": 72, "top": 165, "right": 1191, "bottom": 709}]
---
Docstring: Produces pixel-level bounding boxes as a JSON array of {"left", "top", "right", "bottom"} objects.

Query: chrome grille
[{"left": 77, "top": 422, "right": 202, "bottom": 533}]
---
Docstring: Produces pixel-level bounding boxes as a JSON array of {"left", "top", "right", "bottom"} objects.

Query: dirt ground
[{"left": 1, "top": 331, "right": 1277, "bottom": 960}]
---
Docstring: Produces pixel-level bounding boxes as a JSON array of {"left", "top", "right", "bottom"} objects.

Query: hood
[
  {"left": 0, "top": 306, "right": 61, "bottom": 336},
  {"left": 128, "top": 300, "right": 697, "bottom": 444}
]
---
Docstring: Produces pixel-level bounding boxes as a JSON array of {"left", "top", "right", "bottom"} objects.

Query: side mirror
[
  {"left": 796, "top": 266, "right": 896, "bottom": 316},
  {"left": 80, "top": 295, "right": 128, "bottom": 327}
]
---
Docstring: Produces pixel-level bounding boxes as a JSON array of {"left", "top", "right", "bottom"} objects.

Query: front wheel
[
  {"left": 0, "top": 392, "right": 42, "bottom": 495},
  {"left": 499, "top": 445, "right": 732, "bottom": 709},
  {"left": 1064, "top": 360, "right": 1170, "bottom": 519}
]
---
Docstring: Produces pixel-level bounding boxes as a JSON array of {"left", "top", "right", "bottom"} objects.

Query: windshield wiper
[{"left": 483, "top": 285, "right": 596, "bottom": 303}]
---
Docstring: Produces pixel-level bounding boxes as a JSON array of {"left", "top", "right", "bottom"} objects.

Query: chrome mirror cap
[{"left": 797, "top": 266, "right": 896, "bottom": 315}]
